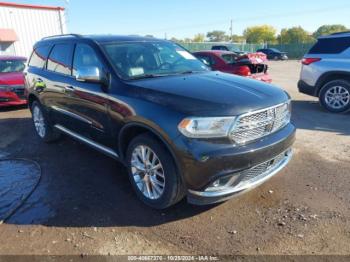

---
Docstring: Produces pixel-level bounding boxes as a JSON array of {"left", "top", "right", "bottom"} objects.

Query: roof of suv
[
  {"left": 319, "top": 31, "right": 350, "bottom": 39},
  {"left": 39, "top": 34, "right": 164, "bottom": 44}
]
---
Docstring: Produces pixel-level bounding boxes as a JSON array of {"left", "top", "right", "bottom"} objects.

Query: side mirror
[{"left": 76, "top": 67, "right": 103, "bottom": 83}]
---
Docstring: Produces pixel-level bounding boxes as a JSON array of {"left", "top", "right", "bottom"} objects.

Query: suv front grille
[{"left": 230, "top": 102, "right": 291, "bottom": 145}]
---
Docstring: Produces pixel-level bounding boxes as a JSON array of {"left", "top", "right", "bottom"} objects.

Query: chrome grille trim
[
  {"left": 188, "top": 148, "right": 293, "bottom": 198},
  {"left": 230, "top": 101, "right": 291, "bottom": 145},
  {"left": 237, "top": 149, "right": 290, "bottom": 185}
]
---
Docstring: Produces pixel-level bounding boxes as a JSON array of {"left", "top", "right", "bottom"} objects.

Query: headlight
[{"left": 178, "top": 117, "right": 236, "bottom": 138}]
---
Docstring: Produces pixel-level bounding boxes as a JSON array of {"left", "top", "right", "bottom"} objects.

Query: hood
[
  {"left": 0, "top": 72, "right": 24, "bottom": 85},
  {"left": 125, "top": 71, "right": 289, "bottom": 116}
]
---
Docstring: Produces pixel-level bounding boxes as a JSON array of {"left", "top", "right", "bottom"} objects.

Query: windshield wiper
[
  {"left": 129, "top": 71, "right": 204, "bottom": 80},
  {"left": 129, "top": 74, "right": 165, "bottom": 80},
  {"left": 174, "top": 70, "right": 203, "bottom": 75},
  {"left": 180, "top": 70, "right": 195, "bottom": 74}
]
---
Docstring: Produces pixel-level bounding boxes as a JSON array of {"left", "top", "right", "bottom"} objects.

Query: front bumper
[
  {"left": 187, "top": 148, "right": 292, "bottom": 205},
  {"left": 0, "top": 91, "right": 27, "bottom": 107},
  {"left": 172, "top": 123, "right": 296, "bottom": 205}
]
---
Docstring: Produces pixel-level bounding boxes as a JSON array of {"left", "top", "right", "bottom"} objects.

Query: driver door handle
[{"left": 65, "top": 85, "right": 75, "bottom": 91}]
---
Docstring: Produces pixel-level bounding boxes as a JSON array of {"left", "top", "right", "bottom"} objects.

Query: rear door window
[
  {"left": 221, "top": 54, "right": 238, "bottom": 64},
  {"left": 309, "top": 37, "right": 350, "bottom": 54},
  {"left": 28, "top": 46, "right": 51, "bottom": 69},
  {"left": 47, "top": 43, "right": 74, "bottom": 75}
]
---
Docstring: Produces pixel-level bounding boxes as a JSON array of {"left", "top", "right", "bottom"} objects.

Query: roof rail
[
  {"left": 330, "top": 31, "right": 350, "bottom": 36},
  {"left": 41, "top": 34, "right": 83, "bottom": 40}
]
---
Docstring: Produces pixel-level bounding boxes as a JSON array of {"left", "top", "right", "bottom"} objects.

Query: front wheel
[
  {"left": 31, "top": 101, "right": 60, "bottom": 142},
  {"left": 319, "top": 80, "right": 350, "bottom": 113},
  {"left": 126, "top": 134, "right": 185, "bottom": 209}
]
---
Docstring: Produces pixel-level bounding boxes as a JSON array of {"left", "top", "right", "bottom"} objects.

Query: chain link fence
[
  {"left": 178, "top": 42, "right": 315, "bottom": 59},
  {"left": 179, "top": 42, "right": 264, "bottom": 53},
  {"left": 267, "top": 43, "right": 314, "bottom": 59}
]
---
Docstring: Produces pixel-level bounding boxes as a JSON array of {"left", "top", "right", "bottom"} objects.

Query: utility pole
[
  {"left": 60, "top": 0, "right": 69, "bottom": 33},
  {"left": 230, "top": 19, "right": 233, "bottom": 42}
]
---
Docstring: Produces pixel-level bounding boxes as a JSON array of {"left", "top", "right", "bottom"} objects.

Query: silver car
[{"left": 298, "top": 32, "right": 350, "bottom": 113}]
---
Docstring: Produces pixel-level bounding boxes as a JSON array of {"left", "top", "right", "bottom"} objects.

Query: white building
[{"left": 0, "top": 1, "right": 66, "bottom": 57}]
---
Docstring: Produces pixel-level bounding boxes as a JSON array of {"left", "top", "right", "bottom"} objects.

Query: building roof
[
  {"left": 0, "top": 28, "right": 18, "bottom": 42},
  {"left": 0, "top": 1, "right": 64, "bottom": 11}
]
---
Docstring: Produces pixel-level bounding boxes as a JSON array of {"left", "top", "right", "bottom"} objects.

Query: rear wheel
[
  {"left": 319, "top": 80, "right": 350, "bottom": 113},
  {"left": 31, "top": 101, "right": 60, "bottom": 142},
  {"left": 126, "top": 134, "right": 185, "bottom": 209}
]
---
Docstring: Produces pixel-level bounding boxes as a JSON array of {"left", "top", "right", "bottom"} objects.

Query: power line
[{"left": 137, "top": 5, "right": 350, "bottom": 35}]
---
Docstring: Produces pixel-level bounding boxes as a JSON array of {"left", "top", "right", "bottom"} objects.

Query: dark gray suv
[{"left": 25, "top": 34, "right": 295, "bottom": 209}]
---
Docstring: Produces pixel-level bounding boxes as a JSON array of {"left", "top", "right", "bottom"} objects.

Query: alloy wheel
[
  {"left": 130, "top": 145, "right": 165, "bottom": 200},
  {"left": 325, "top": 85, "right": 350, "bottom": 110},
  {"left": 33, "top": 105, "right": 46, "bottom": 138}
]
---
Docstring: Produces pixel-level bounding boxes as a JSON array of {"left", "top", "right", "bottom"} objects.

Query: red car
[
  {"left": 0, "top": 55, "right": 27, "bottom": 107},
  {"left": 193, "top": 50, "right": 272, "bottom": 83}
]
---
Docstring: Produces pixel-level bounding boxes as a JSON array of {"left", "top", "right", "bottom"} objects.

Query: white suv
[{"left": 298, "top": 32, "right": 350, "bottom": 113}]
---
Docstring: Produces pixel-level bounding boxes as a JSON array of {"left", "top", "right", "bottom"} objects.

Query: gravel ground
[{"left": 0, "top": 60, "right": 349, "bottom": 257}]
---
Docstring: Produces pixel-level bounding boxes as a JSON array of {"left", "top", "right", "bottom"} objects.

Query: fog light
[{"left": 206, "top": 175, "right": 239, "bottom": 192}]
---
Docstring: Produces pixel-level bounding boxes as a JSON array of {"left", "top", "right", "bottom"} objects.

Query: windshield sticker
[
  {"left": 129, "top": 67, "right": 144, "bottom": 76},
  {"left": 176, "top": 51, "right": 196, "bottom": 60}
]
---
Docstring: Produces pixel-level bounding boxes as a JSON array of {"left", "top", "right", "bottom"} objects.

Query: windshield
[
  {"left": 221, "top": 54, "right": 239, "bottom": 64},
  {"left": 103, "top": 41, "right": 208, "bottom": 80},
  {"left": 0, "top": 59, "right": 26, "bottom": 73}
]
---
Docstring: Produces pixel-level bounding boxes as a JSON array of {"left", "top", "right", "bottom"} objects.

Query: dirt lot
[{"left": 0, "top": 61, "right": 349, "bottom": 257}]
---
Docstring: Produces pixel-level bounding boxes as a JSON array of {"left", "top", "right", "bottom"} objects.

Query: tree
[
  {"left": 192, "top": 33, "right": 205, "bottom": 42},
  {"left": 231, "top": 34, "right": 246, "bottom": 43},
  {"left": 243, "top": 25, "right": 276, "bottom": 44},
  {"left": 170, "top": 37, "right": 183, "bottom": 43},
  {"left": 206, "top": 30, "right": 227, "bottom": 42},
  {"left": 313, "top": 24, "right": 348, "bottom": 38},
  {"left": 278, "top": 27, "right": 314, "bottom": 44}
]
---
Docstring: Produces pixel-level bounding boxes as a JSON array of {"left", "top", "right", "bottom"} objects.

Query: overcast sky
[{"left": 6, "top": 0, "right": 350, "bottom": 38}]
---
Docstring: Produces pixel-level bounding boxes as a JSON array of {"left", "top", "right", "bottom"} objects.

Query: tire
[
  {"left": 31, "top": 101, "right": 60, "bottom": 142},
  {"left": 319, "top": 80, "right": 350, "bottom": 113},
  {"left": 126, "top": 133, "right": 185, "bottom": 209},
  {"left": 274, "top": 56, "right": 279, "bottom": 61}
]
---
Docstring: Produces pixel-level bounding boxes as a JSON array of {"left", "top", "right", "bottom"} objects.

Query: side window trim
[
  {"left": 44, "top": 45, "right": 54, "bottom": 70},
  {"left": 71, "top": 43, "right": 77, "bottom": 77},
  {"left": 28, "top": 45, "right": 52, "bottom": 70},
  {"left": 46, "top": 42, "right": 74, "bottom": 77}
]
